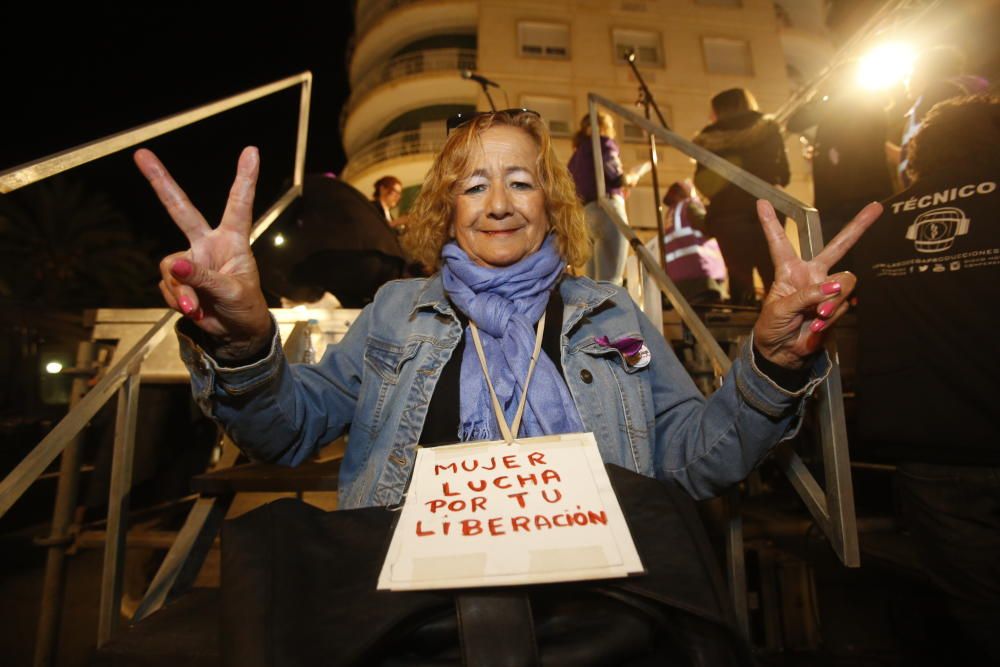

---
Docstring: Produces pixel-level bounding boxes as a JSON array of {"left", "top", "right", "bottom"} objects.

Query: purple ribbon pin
[
  {"left": 594, "top": 336, "right": 649, "bottom": 368},
  {"left": 595, "top": 335, "right": 645, "bottom": 362}
]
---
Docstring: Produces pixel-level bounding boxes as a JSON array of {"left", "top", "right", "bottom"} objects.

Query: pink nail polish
[
  {"left": 172, "top": 259, "right": 193, "bottom": 279},
  {"left": 821, "top": 281, "right": 842, "bottom": 295},
  {"left": 810, "top": 318, "right": 827, "bottom": 333},
  {"left": 818, "top": 301, "right": 835, "bottom": 318},
  {"left": 178, "top": 296, "right": 193, "bottom": 314}
]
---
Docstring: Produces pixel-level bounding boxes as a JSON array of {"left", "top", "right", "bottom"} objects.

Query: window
[
  {"left": 702, "top": 37, "right": 754, "bottom": 75},
  {"left": 618, "top": 103, "right": 673, "bottom": 143},
  {"left": 521, "top": 95, "right": 574, "bottom": 137},
  {"left": 623, "top": 121, "right": 646, "bottom": 143},
  {"left": 518, "top": 22, "right": 570, "bottom": 59},
  {"left": 612, "top": 29, "right": 663, "bottom": 66}
]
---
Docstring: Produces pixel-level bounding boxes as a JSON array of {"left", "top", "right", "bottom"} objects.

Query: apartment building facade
[{"left": 342, "top": 0, "right": 831, "bottom": 229}]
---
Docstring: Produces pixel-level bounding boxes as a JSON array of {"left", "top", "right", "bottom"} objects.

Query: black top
[
  {"left": 854, "top": 165, "right": 1000, "bottom": 465},
  {"left": 419, "top": 289, "right": 566, "bottom": 446}
]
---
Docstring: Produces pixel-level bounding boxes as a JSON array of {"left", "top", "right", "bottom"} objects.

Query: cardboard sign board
[{"left": 377, "top": 432, "right": 644, "bottom": 591}]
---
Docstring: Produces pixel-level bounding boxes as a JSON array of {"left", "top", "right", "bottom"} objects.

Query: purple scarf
[{"left": 441, "top": 235, "right": 585, "bottom": 441}]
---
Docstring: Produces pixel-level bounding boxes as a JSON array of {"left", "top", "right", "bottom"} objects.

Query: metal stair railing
[
  {"left": 587, "top": 93, "right": 860, "bottom": 635},
  {"left": 0, "top": 71, "right": 313, "bottom": 665},
  {"left": 127, "top": 321, "right": 317, "bottom": 626}
]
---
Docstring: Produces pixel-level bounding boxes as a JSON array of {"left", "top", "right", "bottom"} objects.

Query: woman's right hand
[{"left": 135, "top": 146, "right": 273, "bottom": 361}]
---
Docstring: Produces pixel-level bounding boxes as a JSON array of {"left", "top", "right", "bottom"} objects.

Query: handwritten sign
[{"left": 377, "top": 432, "right": 644, "bottom": 591}]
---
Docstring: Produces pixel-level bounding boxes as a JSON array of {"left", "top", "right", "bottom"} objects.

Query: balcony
[
  {"left": 341, "top": 127, "right": 446, "bottom": 185},
  {"left": 350, "top": 1, "right": 478, "bottom": 85},
  {"left": 347, "top": 48, "right": 477, "bottom": 116},
  {"left": 341, "top": 48, "right": 479, "bottom": 156}
]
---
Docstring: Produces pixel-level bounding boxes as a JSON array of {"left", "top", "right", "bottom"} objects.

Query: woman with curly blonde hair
[
  {"left": 567, "top": 111, "right": 640, "bottom": 285},
  {"left": 139, "top": 103, "right": 879, "bottom": 523},
  {"left": 404, "top": 109, "right": 590, "bottom": 272}
]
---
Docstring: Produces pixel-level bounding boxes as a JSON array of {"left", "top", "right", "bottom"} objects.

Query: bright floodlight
[
  {"left": 45, "top": 361, "right": 63, "bottom": 374},
  {"left": 857, "top": 42, "right": 916, "bottom": 90},
  {"left": 273, "top": 233, "right": 286, "bottom": 247}
]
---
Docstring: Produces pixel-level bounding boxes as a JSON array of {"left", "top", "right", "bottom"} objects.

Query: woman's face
[{"left": 450, "top": 126, "right": 549, "bottom": 269}]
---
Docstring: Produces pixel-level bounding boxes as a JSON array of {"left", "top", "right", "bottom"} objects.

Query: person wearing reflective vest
[{"left": 661, "top": 181, "right": 728, "bottom": 304}]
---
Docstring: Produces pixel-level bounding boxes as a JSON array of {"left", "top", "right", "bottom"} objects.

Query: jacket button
[{"left": 580, "top": 369, "right": 593, "bottom": 384}]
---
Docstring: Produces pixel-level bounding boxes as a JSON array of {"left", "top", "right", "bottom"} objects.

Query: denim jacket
[{"left": 178, "top": 275, "right": 829, "bottom": 509}]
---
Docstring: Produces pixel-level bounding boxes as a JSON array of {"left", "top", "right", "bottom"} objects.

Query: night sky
[{"left": 3, "top": 5, "right": 356, "bottom": 264}]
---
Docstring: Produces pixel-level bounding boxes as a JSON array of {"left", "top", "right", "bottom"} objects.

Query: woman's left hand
[{"left": 752, "top": 199, "right": 883, "bottom": 370}]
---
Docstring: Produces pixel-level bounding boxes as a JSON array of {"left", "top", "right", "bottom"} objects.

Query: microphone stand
[
  {"left": 626, "top": 53, "right": 672, "bottom": 130},
  {"left": 474, "top": 79, "right": 497, "bottom": 112},
  {"left": 626, "top": 52, "right": 670, "bottom": 274}
]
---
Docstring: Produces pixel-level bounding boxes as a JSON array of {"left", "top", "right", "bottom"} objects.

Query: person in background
[
  {"left": 372, "top": 174, "right": 427, "bottom": 276},
  {"left": 567, "top": 111, "right": 639, "bottom": 285},
  {"left": 891, "top": 45, "right": 989, "bottom": 189},
  {"left": 661, "top": 181, "right": 727, "bottom": 304},
  {"left": 372, "top": 175, "right": 404, "bottom": 230},
  {"left": 694, "top": 88, "right": 790, "bottom": 305},
  {"left": 854, "top": 94, "right": 1000, "bottom": 664}
]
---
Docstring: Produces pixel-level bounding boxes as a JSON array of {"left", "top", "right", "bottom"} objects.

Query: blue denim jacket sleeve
[
  {"left": 177, "top": 308, "right": 373, "bottom": 466},
  {"left": 634, "top": 305, "right": 831, "bottom": 499}
]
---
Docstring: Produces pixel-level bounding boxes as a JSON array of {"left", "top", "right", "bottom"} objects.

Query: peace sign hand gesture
[
  {"left": 752, "top": 199, "right": 883, "bottom": 370},
  {"left": 135, "top": 146, "right": 273, "bottom": 361}
]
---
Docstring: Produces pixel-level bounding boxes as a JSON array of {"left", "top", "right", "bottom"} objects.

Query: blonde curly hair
[{"left": 404, "top": 110, "right": 590, "bottom": 271}]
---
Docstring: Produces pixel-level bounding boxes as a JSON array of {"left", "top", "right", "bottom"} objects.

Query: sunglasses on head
[{"left": 445, "top": 108, "right": 541, "bottom": 134}]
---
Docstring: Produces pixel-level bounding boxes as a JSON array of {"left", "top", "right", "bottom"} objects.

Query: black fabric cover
[
  {"left": 221, "top": 464, "right": 752, "bottom": 666},
  {"left": 255, "top": 175, "right": 407, "bottom": 308}
]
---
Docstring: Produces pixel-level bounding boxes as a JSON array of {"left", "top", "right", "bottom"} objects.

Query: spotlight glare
[
  {"left": 273, "top": 233, "right": 286, "bottom": 247},
  {"left": 857, "top": 42, "right": 915, "bottom": 91},
  {"left": 45, "top": 361, "right": 63, "bottom": 374}
]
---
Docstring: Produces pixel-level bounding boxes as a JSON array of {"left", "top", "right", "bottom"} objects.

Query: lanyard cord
[{"left": 468, "top": 313, "right": 546, "bottom": 444}]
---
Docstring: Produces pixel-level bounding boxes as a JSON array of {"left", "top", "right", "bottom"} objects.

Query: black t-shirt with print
[{"left": 854, "top": 167, "right": 1000, "bottom": 464}]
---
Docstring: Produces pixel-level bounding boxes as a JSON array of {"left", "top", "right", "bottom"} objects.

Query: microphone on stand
[
  {"left": 460, "top": 69, "right": 501, "bottom": 111},
  {"left": 461, "top": 69, "right": 501, "bottom": 88}
]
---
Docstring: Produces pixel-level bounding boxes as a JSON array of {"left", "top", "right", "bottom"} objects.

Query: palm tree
[{"left": 0, "top": 176, "right": 155, "bottom": 308}]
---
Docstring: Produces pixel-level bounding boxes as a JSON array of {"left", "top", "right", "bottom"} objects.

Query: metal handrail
[
  {"left": 0, "top": 72, "right": 312, "bottom": 194},
  {"left": 0, "top": 74, "right": 312, "bottom": 520},
  {"left": 587, "top": 94, "right": 859, "bottom": 567},
  {"left": 0, "top": 74, "right": 311, "bottom": 661},
  {"left": 128, "top": 320, "right": 314, "bottom": 626},
  {"left": 341, "top": 127, "right": 447, "bottom": 180},
  {"left": 0, "top": 311, "right": 177, "bottom": 519}
]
